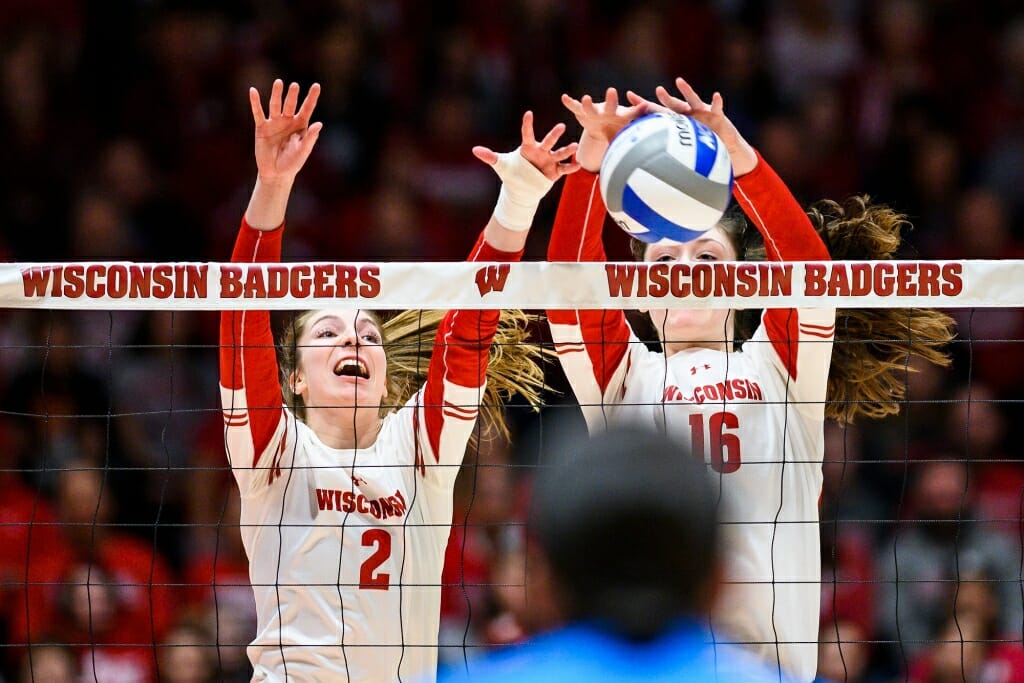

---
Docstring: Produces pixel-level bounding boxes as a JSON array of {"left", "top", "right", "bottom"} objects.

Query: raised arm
[
  {"left": 416, "top": 113, "right": 577, "bottom": 487},
  {"left": 547, "top": 90, "right": 652, "bottom": 425},
  {"left": 220, "top": 80, "right": 322, "bottom": 493}
]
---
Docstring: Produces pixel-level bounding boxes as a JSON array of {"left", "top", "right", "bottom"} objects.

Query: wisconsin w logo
[{"left": 475, "top": 264, "right": 510, "bottom": 296}]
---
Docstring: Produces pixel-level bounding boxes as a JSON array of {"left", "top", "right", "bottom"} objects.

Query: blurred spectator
[
  {"left": 0, "top": 417, "right": 69, "bottom": 660},
  {"left": 17, "top": 642, "right": 79, "bottom": 683},
  {"left": 765, "top": 0, "right": 862, "bottom": 105},
  {"left": 178, "top": 486, "right": 255, "bottom": 683},
  {"left": 157, "top": 619, "right": 218, "bottom": 683},
  {"left": 53, "top": 461, "right": 176, "bottom": 645},
  {"left": 439, "top": 437, "right": 522, "bottom": 664},
  {"left": 58, "top": 563, "right": 155, "bottom": 682},
  {"left": 113, "top": 309, "right": 214, "bottom": 568},
  {"left": 855, "top": 0, "right": 935, "bottom": 154},
  {"left": 941, "top": 382, "right": 1024, "bottom": 539},
  {"left": 875, "top": 460, "right": 1022, "bottom": 661},
  {"left": 816, "top": 618, "right": 871, "bottom": 683},
  {"left": 906, "top": 612, "right": 1024, "bottom": 683}
]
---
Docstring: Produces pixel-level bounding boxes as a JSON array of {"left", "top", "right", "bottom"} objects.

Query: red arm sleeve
[
  {"left": 732, "top": 151, "right": 834, "bottom": 380},
  {"left": 546, "top": 171, "right": 631, "bottom": 394},
  {"left": 419, "top": 231, "right": 524, "bottom": 466},
  {"left": 732, "top": 150, "right": 830, "bottom": 263},
  {"left": 219, "top": 219, "right": 286, "bottom": 464}
]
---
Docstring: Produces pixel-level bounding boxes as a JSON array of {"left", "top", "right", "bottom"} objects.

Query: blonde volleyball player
[
  {"left": 547, "top": 79, "right": 954, "bottom": 683},
  {"left": 220, "top": 79, "right": 577, "bottom": 682}
]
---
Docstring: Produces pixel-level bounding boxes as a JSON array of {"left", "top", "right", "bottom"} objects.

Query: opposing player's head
[
  {"left": 279, "top": 308, "right": 389, "bottom": 420},
  {"left": 530, "top": 424, "right": 720, "bottom": 640},
  {"left": 630, "top": 205, "right": 755, "bottom": 355}
]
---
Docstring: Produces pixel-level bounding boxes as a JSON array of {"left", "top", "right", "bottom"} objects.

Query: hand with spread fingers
[
  {"left": 472, "top": 110, "right": 580, "bottom": 182},
  {"left": 250, "top": 79, "right": 323, "bottom": 185},
  {"left": 473, "top": 111, "right": 579, "bottom": 238},
  {"left": 626, "top": 77, "right": 757, "bottom": 176},
  {"left": 560, "top": 87, "right": 648, "bottom": 173}
]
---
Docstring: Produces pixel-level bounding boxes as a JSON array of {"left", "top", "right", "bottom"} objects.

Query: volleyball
[{"left": 600, "top": 112, "right": 733, "bottom": 243}]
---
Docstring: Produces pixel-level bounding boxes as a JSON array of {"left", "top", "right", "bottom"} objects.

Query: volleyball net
[{"left": 1, "top": 258, "right": 1021, "bottom": 682}]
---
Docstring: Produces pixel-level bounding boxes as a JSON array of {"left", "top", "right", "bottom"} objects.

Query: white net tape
[{"left": 3, "top": 259, "right": 1018, "bottom": 310}]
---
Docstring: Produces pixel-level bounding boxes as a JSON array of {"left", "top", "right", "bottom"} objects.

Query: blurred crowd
[{"left": 1, "top": 1, "right": 1023, "bottom": 681}]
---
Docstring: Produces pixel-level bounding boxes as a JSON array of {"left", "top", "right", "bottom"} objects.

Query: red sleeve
[
  {"left": 732, "top": 150, "right": 830, "bottom": 262},
  {"left": 546, "top": 171, "right": 630, "bottom": 394},
  {"left": 219, "top": 218, "right": 285, "bottom": 462},
  {"left": 420, "top": 231, "right": 524, "bottom": 459},
  {"left": 732, "top": 151, "right": 833, "bottom": 379}
]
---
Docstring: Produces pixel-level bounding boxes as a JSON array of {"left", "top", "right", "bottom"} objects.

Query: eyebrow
[
  {"left": 690, "top": 237, "right": 727, "bottom": 248},
  {"left": 310, "top": 313, "right": 378, "bottom": 324},
  {"left": 309, "top": 314, "right": 341, "bottom": 327}
]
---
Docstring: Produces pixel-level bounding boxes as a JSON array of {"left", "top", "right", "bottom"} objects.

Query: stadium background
[{"left": 1, "top": 0, "right": 1024, "bottom": 681}]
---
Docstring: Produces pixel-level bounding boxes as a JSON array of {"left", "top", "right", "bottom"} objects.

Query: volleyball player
[
  {"left": 546, "top": 79, "right": 954, "bottom": 682},
  {"left": 220, "top": 79, "right": 577, "bottom": 682}
]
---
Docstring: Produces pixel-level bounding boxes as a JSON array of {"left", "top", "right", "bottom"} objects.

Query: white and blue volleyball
[{"left": 600, "top": 112, "right": 733, "bottom": 243}]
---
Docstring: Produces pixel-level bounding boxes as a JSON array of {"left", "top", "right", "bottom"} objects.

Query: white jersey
[
  {"left": 547, "top": 162, "right": 835, "bottom": 683},
  {"left": 220, "top": 220, "right": 516, "bottom": 682}
]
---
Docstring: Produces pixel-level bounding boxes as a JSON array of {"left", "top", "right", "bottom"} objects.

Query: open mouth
[{"left": 333, "top": 358, "right": 369, "bottom": 380}]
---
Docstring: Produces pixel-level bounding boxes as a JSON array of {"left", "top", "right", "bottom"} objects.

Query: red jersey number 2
[
  {"left": 360, "top": 529, "right": 392, "bottom": 590},
  {"left": 688, "top": 412, "right": 742, "bottom": 473}
]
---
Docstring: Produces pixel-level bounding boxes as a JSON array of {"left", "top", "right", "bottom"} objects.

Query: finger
[
  {"left": 655, "top": 85, "right": 691, "bottom": 113},
  {"left": 561, "top": 93, "right": 583, "bottom": 115},
  {"left": 625, "top": 90, "right": 649, "bottom": 106},
  {"left": 626, "top": 90, "right": 665, "bottom": 115},
  {"left": 520, "top": 111, "right": 537, "bottom": 145},
  {"left": 538, "top": 122, "right": 567, "bottom": 150},
  {"left": 472, "top": 146, "right": 499, "bottom": 165},
  {"left": 580, "top": 95, "right": 600, "bottom": 117},
  {"left": 269, "top": 78, "right": 284, "bottom": 117},
  {"left": 296, "top": 83, "right": 321, "bottom": 124},
  {"left": 675, "top": 77, "right": 708, "bottom": 110},
  {"left": 249, "top": 87, "right": 267, "bottom": 125},
  {"left": 283, "top": 82, "right": 301, "bottom": 117},
  {"left": 711, "top": 91, "right": 725, "bottom": 115},
  {"left": 603, "top": 87, "right": 620, "bottom": 114},
  {"left": 299, "top": 121, "right": 323, "bottom": 157},
  {"left": 551, "top": 141, "right": 579, "bottom": 161}
]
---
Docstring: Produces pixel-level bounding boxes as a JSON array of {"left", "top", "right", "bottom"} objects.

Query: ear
[{"left": 290, "top": 369, "right": 306, "bottom": 398}]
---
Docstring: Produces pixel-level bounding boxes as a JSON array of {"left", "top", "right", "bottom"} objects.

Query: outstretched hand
[
  {"left": 250, "top": 79, "right": 323, "bottom": 184},
  {"left": 561, "top": 88, "right": 647, "bottom": 144},
  {"left": 472, "top": 111, "right": 580, "bottom": 181},
  {"left": 560, "top": 88, "right": 648, "bottom": 172},
  {"left": 626, "top": 77, "right": 757, "bottom": 176}
]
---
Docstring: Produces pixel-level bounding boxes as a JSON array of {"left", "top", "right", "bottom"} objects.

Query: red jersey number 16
[{"left": 688, "top": 412, "right": 742, "bottom": 473}]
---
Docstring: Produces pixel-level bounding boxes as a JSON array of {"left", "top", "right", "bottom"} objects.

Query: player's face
[
  {"left": 643, "top": 226, "right": 738, "bottom": 355},
  {"left": 293, "top": 309, "right": 388, "bottom": 410}
]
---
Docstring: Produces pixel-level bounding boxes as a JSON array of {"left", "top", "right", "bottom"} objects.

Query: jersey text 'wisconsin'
[{"left": 315, "top": 488, "right": 407, "bottom": 520}]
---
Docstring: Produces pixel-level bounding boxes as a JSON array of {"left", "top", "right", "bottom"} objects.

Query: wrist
[
  {"left": 490, "top": 148, "right": 554, "bottom": 231},
  {"left": 576, "top": 132, "right": 607, "bottom": 173},
  {"left": 255, "top": 174, "right": 295, "bottom": 191},
  {"left": 728, "top": 139, "right": 758, "bottom": 177},
  {"left": 493, "top": 184, "right": 541, "bottom": 232}
]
